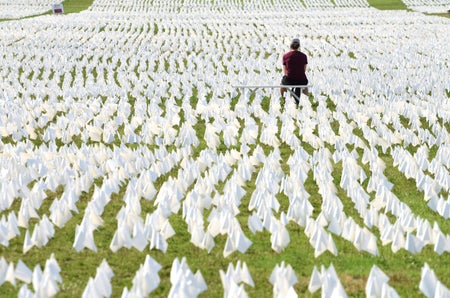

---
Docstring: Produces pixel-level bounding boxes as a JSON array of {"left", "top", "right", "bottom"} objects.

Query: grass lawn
[
  {"left": 0, "top": 1, "right": 449, "bottom": 297},
  {"left": 1, "top": 97, "right": 449, "bottom": 297},
  {"left": 367, "top": 0, "right": 408, "bottom": 9},
  {"left": 60, "top": 0, "right": 93, "bottom": 14}
]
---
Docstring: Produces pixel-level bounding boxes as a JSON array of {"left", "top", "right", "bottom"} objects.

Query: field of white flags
[{"left": 1, "top": 0, "right": 450, "bottom": 297}]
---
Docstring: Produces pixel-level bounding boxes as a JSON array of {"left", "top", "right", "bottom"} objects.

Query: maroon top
[{"left": 282, "top": 50, "right": 308, "bottom": 81}]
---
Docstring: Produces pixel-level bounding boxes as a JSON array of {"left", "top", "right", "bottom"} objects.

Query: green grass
[
  {"left": 0, "top": 1, "right": 450, "bottom": 297},
  {"left": 1, "top": 140, "right": 450, "bottom": 297},
  {"left": 430, "top": 12, "right": 450, "bottom": 18},
  {"left": 1, "top": 86, "right": 450, "bottom": 297},
  {"left": 1, "top": 0, "right": 449, "bottom": 24},
  {"left": 368, "top": 0, "right": 449, "bottom": 17},
  {"left": 60, "top": 0, "right": 93, "bottom": 14},
  {"left": 367, "top": 0, "right": 408, "bottom": 10}
]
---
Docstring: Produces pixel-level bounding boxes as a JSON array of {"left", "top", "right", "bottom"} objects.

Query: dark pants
[{"left": 282, "top": 76, "right": 308, "bottom": 104}]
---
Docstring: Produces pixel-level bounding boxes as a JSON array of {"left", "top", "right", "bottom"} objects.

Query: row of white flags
[
  {"left": 2, "top": 256, "right": 450, "bottom": 297},
  {"left": 0, "top": 0, "right": 56, "bottom": 19},
  {"left": 86, "top": 0, "right": 370, "bottom": 12},
  {"left": 1, "top": 142, "right": 449, "bottom": 257},
  {"left": 0, "top": 0, "right": 370, "bottom": 20},
  {"left": 2, "top": 8, "right": 448, "bottom": 255},
  {"left": 0, "top": 0, "right": 446, "bottom": 20}
]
